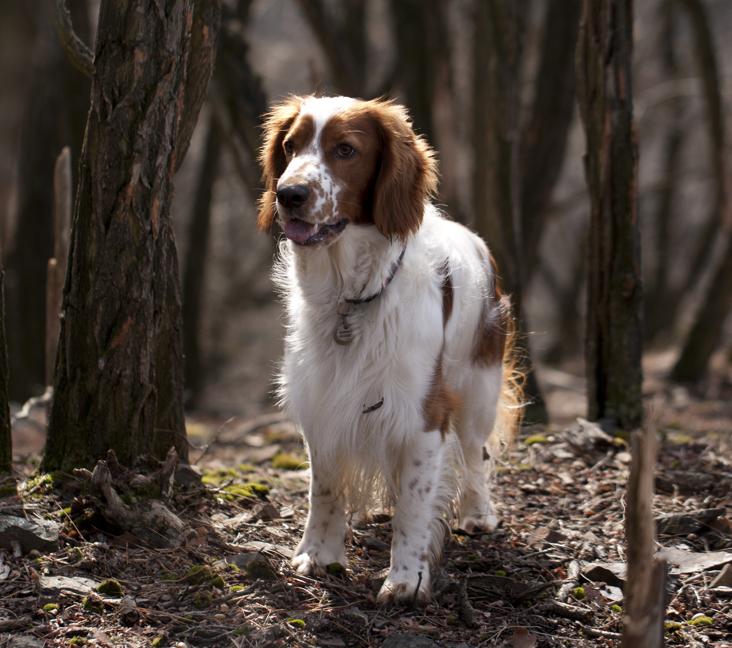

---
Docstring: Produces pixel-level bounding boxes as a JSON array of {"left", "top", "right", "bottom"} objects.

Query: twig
[
  {"left": 54, "top": 0, "right": 95, "bottom": 78},
  {"left": 556, "top": 559, "right": 581, "bottom": 601}
]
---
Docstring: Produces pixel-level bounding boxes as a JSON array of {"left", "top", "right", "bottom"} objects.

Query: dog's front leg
[
  {"left": 291, "top": 460, "right": 347, "bottom": 575},
  {"left": 378, "top": 429, "right": 445, "bottom": 605}
]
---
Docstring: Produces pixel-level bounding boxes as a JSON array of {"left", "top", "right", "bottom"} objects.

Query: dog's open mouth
[{"left": 282, "top": 217, "right": 348, "bottom": 246}]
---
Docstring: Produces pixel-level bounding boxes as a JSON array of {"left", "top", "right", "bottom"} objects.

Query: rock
[
  {"left": 656, "top": 508, "right": 725, "bottom": 536},
  {"left": 0, "top": 515, "right": 59, "bottom": 553},
  {"left": 227, "top": 553, "right": 277, "bottom": 580},
  {"left": 7, "top": 636, "right": 43, "bottom": 648},
  {"left": 39, "top": 575, "right": 100, "bottom": 598},
  {"left": 381, "top": 635, "right": 442, "bottom": 648},
  {"left": 174, "top": 463, "right": 202, "bottom": 487},
  {"left": 710, "top": 564, "right": 732, "bottom": 588},
  {"left": 118, "top": 596, "right": 139, "bottom": 625},
  {"left": 237, "top": 540, "right": 294, "bottom": 558},
  {"left": 658, "top": 547, "right": 732, "bottom": 575},
  {"left": 581, "top": 561, "right": 627, "bottom": 587}
]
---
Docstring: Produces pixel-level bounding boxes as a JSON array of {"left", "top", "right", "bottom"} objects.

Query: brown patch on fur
[
  {"left": 473, "top": 251, "right": 511, "bottom": 367},
  {"left": 423, "top": 356, "right": 461, "bottom": 436},
  {"left": 256, "top": 96, "right": 303, "bottom": 231},
  {"left": 439, "top": 260, "right": 453, "bottom": 326}
]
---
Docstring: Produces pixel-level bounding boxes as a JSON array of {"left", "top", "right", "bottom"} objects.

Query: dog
[{"left": 257, "top": 95, "right": 521, "bottom": 604}]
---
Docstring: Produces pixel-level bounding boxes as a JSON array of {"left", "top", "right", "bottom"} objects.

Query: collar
[{"left": 344, "top": 245, "right": 407, "bottom": 305}]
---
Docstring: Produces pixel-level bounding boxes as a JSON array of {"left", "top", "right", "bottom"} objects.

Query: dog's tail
[{"left": 489, "top": 295, "right": 526, "bottom": 455}]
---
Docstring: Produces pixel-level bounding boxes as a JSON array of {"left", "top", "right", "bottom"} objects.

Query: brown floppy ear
[
  {"left": 257, "top": 96, "right": 302, "bottom": 232},
  {"left": 369, "top": 101, "right": 438, "bottom": 240}
]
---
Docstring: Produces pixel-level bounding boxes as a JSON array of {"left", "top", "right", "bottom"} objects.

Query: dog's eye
[
  {"left": 283, "top": 140, "right": 295, "bottom": 156},
  {"left": 335, "top": 143, "right": 356, "bottom": 159}
]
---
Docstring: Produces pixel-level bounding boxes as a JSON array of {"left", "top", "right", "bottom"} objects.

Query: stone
[
  {"left": 0, "top": 515, "right": 59, "bottom": 553},
  {"left": 39, "top": 575, "right": 100, "bottom": 598}
]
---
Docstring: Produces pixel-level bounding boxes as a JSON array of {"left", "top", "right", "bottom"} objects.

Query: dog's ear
[
  {"left": 257, "top": 97, "right": 302, "bottom": 232},
  {"left": 369, "top": 101, "right": 438, "bottom": 240}
]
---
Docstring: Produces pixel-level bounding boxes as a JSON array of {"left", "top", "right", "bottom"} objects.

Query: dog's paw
[
  {"left": 377, "top": 570, "right": 431, "bottom": 606},
  {"left": 459, "top": 511, "right": 499, "bottom": 534},
  {"left": 291, "top": 550, "right": 346, "bottom": 577}
]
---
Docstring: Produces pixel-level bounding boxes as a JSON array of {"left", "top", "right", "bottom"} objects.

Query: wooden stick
[{"left": 622, "top": 427, "right": 667, "bottom": 647}]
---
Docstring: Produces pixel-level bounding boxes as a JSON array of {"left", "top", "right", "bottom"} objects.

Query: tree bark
[
  {"left": 576, "top": 0, "right": 643, "bottom": 431},
  {"left": 43, "top": 0, "right": 220, "bottom": 472},
  {"left": 182, "top": 114, "right": 223, "bottom": 407},
  {"left": 472, "top": 0, "right": 548, "bottom": 424},
  {"left": 4, "top": 0, "right": 90, "bottom": 400},
  {"left": 0, "top": 269, "right": 11, "bottom": 474},
  {"left": 622, "top": 429, "right": 667, "bottom": 648},
  {"left": 520, "top": 0, "right": 582, "bottom": 279}
]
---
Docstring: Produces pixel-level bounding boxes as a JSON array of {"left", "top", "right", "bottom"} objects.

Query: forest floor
[{"left": 2, "top": 359, "right": 732, "bottom": 647}]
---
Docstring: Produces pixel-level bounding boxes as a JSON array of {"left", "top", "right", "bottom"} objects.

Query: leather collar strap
[{"left": 344, "top": 245, "right": 407, "bottom": 305}]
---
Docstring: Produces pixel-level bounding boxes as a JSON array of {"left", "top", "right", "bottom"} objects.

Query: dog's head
[{"left": 257, "top": 96, "right": 438, "bottom": 246}]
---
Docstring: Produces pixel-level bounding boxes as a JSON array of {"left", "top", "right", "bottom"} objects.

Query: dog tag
[{"left": 334, "top": 301, "right": 354, "bottom": 345}]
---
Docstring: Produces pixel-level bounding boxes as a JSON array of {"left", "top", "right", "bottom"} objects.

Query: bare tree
[
  {"left": 576, "top": 0, "right": 643, "bottom": 430},
  {"left": 472, "top": 0, "right": 548, "bottom": 423},
  {"left": 0, "top": 267, "right": 10, "bottom": 475},
  {"left": 4, "top": 0, "right": 90, "bottom": 400},
  {"left": 43, "top": 0, "right": 221, "bottom": 472},
  {"left": 520, "top": 0, "right": 582, "bottom": 280}
]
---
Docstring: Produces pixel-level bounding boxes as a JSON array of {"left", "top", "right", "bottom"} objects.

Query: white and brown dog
[{"left": 257, "top": 96, "right": 521, "bottom": 604}]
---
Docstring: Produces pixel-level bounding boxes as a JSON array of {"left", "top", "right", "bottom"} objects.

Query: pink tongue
[{"left": 283, "top": 218, "right": 318, "bottom": 244}]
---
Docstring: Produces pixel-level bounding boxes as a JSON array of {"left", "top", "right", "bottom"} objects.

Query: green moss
[
  {"left": 664, "top": 621, "right": 683, "bottom": 631},
  {"left": 24, "top": 472, "right": 59, "bottom": 496},
  {"left": 237, "top": 463, "right": 256, "bottom": 473},
  {"left": 572, "top": 586, "right": 586, "bottom": 600},
  {"left": 286, "top": 618, "right": 306, "bottom": 629},
  {"left": 96, "top": 579, "right": 124, "bottom": 597},
  {"left": 183, "top": 565, "right": 225, "bottom": 589},
  {"left": 271, "top": 452, "right": 307, "bottom": 470},
  {"left": 244, "top": 557, "right": 277, "bottom": 580},
  {"left": 525, "top": 434, "right": 548, "bottom": 446},
  {"left": 0, "top": 482, "right": 17, "bottom": 497},
  {"left": 193, "top": 590, "right": 213, "bottom": 609},
  {"left": 221, "top": 482, "right": 269, "bottom": 501},
  {"left": 82, "top": 596, "right": 104, "bottom": 613},
  {"left": 610, "top": 604, "right": 622, "bottom": 614},
  {"left": 230, "top": 585, "right": 245, "bottom": 593},
  {"left": 494, "top": 569, "right": 507, "bottom": 577},
  {"left": 201, "top": 468, "right": 238, "bottom": 486},
  {"left": 688, "top": 615, "right": 713, "bottom": 627},
  {"left": 151, "top": 637, "right": 164, "bottom": 647},
  {"left": 68, "top": 638, "right": 88, "bottom": 646},
  {"left": 326, "top": 562, "right": 345, "bottom": 575},
  {"left": 42, "top": 603, "right": 59, "bottom": 612}
]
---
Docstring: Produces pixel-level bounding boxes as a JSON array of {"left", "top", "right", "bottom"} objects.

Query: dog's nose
[{"left": 277, "top": 184, "right": 310, "bottom": 209}]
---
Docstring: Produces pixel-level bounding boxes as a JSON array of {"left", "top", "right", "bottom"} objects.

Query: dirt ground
[{"left": 2, "top": 354, "right": 732, "bottom": 647}]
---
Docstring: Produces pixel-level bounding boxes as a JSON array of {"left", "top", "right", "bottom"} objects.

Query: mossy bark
[
  {"left": 43, "top": 0, "right": 220, "bottom": 472},
  {"left": 576, "top": 0, "right": 643, "bottom": 430}
]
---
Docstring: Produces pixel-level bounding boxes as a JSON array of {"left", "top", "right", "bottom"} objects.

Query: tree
[
  {"left": 4, "top": 0, "right": 90, "bottom": 400},
  {"left": 576, "top": 0, "right": 643, "bottom": 430},
  {"left": 0, "top": 267, "right": 11, "bottom": 475},
  {"left": 43, "top": 0, "right": 221, "bottom": 472},
  {"left": 471, "top": 0, "right": 548, "bottom": 424}
]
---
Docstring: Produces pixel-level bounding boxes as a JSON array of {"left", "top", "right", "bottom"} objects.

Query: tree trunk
[
  {"left": 671, "top": 235, "right": 732, "bottom": 382},
  {"left": 43, "top": 0, "right": 220, "bottom": 472},
  {"left": 472, "top": 0, "right": 548, "bottom": 424},
  {"left": 646, "top": 1, "right": 684, "bottom": 343},
  {"left": 0, "top": 269, "right": 11, "bottom": 474},
  {"left": 576, "top": 0, "right": 643, "bottom": 430},
  {"left": 520, "top": 0, "right": 582, "bottom": 280},
  {"left": 183, "top": 114, "right": 223, "bottom": 407},
  {"left": 4, "top": 0, "right": 90, "bottom": 400}
]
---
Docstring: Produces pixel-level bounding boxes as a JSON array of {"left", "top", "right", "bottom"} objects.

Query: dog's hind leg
[
  {"left": 291, "top": 456, "right": 347, "bottom": 576},
  {"left": 456, "top": 364, "right": 502, "bottom": 533}
]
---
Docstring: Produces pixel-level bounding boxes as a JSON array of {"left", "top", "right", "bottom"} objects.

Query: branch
[{"left": 54, "top": 0, "right": 94, "bottom": 79}]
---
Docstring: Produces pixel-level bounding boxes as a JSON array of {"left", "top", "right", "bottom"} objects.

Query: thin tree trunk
[
  {"left": 671, "top": 235, "right": 732, "bottom": 382},
  {"left": 43, "top": 0, "right": 220, "bottom": 472},
  {"left": 183, "top": 114, "right": 223, "bottom": 407},
  {"left": 521, "top": 0, "right": 582, "bottom": 280},
  {"left": 646, "top": 2, "right": 684, "bottom": 343},
  {"left": 472, "top": 0, "right": 548, "bottom": 424},
  {"left": 4, "top": 0, "right": 90, "bottom": 400},
  {"left": 674, "top": 0, "right": 728, "bottom": 297},
  {"left": 576, "top": 0, "right": 643, "bottom": 430},
  {"left": 0, "top": 269, "right": 11, "bottom": 474}
]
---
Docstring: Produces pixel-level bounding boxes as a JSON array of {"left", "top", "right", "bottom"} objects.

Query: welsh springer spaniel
[{"left": 257, "top": 96, "right": 520, "bottom": 604}]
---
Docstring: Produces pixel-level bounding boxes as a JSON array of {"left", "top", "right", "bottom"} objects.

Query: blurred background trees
[{"left": 1, "top": 0, "right": 732, "bottom": 458}]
